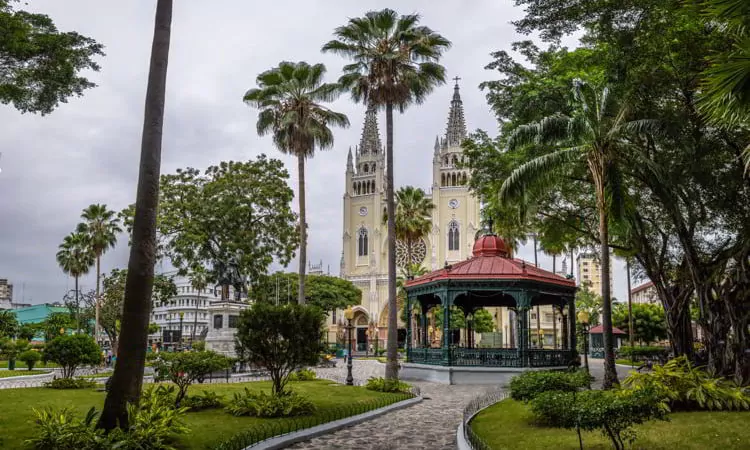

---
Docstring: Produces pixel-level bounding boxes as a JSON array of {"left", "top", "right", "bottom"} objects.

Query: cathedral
[{"left": 338, "top": 81, "right": 480, "bottom": 350}]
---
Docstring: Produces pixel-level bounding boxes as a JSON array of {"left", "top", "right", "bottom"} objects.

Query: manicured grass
[
  {"left": 0, "top": 369, "right": 49, "bottom": 378},
  {"left": 0, "top": 360, "right": 59, "bottom": 368},
  {"left": 75, "top": 372, "right": 113, "bottom": 379},
  {"left": 616, "top": 358, "right": 640, "bottom": 366},
  {"left": 0, "top": 379, "right": 407, "bottom": 450},
  {"left": 471, "top": 398, "right": 750, "bottom": 449}
]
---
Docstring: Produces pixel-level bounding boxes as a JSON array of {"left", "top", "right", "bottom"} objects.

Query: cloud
[{"left": 0, "top": 0, "right": 630, "bottom": 304}]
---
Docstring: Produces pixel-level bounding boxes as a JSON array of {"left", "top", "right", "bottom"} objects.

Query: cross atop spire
[
  {"left": 358, "top": 103, "right": 382, "bottom": 156},
  {"left": 453, "top": 75, "right": 461, "bottom": 85},
  {"left": 445, "top": 77, "right": 467, "bottom": 147}
]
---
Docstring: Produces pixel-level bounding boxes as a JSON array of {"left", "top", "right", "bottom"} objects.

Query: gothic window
[
  {"left": 441, "top": 173, "right": 446, "bottom": 186},
  {"left": 371, "top": 163, "right": 376, "bottom": 172},
  {"left": 448, "top": 220, "right": 460, "bottom": 251},
  {"left": 452, "top": 173, "right": 457, "bottom": 186},
  {"left": 444, "top": 156, "right": 448, "bottom": 166},
  {"left": 452, "top": 155, "right": 458, "bottom": 166},
  {"left": 462, "top": 173, "right": 468, "bottom": 185},
  {"left": 363, "top": 164, "right": 369, "bottom": 173},
  {"left": 358, "top": 227, "right": 369, "bottom": 257}
]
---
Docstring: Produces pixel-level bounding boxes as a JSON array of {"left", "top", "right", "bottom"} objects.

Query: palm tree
[
  {"left": 244, "top": 61, "right": 349, "bottom": 305},
  {"left": 189, "top": 267, "right": 208, "bottom": 343},
  {"left": 385, "top": 186, "right": 434, "bottom": 279},
  {"left": 77, "top": 204, "right": 122, "bottom": 341},
  {"left": 98, "top": 0, "right": 173, "bottom": 430},
  {"left": 56, "top": 231, "right": 95, "bottom": 331},
  {"left": 323, "top": 9, "right": 451, "bottom": 380},
  {"left": 697, "top": 0, "right": 750, "bottom": 172},
  {"left": 500, "top": 81, "right": 651, "bottom": 388}
]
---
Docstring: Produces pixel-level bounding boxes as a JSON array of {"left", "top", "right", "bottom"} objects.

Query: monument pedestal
[{"left": 204, "top": 301, "right": 248, "bottom": 358}]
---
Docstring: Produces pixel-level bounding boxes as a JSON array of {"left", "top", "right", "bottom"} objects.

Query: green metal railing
[{"left": 408, "top": 347, "right": 573, "bottom": 368}]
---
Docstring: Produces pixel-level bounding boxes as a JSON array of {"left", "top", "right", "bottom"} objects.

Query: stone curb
[
  {"left": 244, "top": 395, "right": 423, "bottom": 450},
  {"left": 456, "top": 392, "right": 509, "bottom": 450},
  {"left": 0, "top": 370, "right": 54, "bottom": 381}
]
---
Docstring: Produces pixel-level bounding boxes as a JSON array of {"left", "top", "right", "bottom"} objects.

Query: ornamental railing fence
[{"left": 462, "top": 389, "right": 508, "bottom": 450}]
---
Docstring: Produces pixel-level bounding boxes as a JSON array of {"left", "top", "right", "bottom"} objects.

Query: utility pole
[{"left": 626, "top": 258, "right": 634, "bottom": 349}]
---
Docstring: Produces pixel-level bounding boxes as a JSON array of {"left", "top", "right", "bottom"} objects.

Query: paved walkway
[{"left": 292, "top": 360, "right": 495, "bottom": 450}]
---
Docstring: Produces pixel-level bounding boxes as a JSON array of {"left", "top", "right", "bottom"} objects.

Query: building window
[
  {"left": 448, "top": 220, "right": 460, "bottom": 251},
  {"left": 228, "top": 315, "right": 239, "bottom": 328},
  {"left": 358, "top": 227, "right": 368, "bottom": 256},
  {"left": 213, "top": 315, "right": 223, "bottom": 329}
]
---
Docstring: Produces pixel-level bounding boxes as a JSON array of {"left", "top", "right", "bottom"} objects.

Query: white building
[
  {"left": 631, "top": 281, "right": 658, "bottom": 305},
  {"left": 149, "top": 275, "right": 242, "bottom": 349}
]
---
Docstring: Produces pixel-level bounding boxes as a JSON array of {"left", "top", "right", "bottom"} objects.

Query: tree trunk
[
  {"left": 192, "top": 292, "right": 200, "bottom": 343},
  {"left": 95, "top": 255, "right": 101, "bottom": 342},
  {"left": 596, "top": 183, "right": 619, "bottom": 388},
  {"left": 98, "top": 0, "right": 172, "bottom": 430},
  {"left": 75, "top": 275, "right": 81, "bottom": 332},
  {"left": 626, "top": 258, "right": 634, "bottom": 349},
  {"left": 385, "top": 102, "right": 399, "bottom": 380},
  {"left": 297, "top": 153, "right": 307, "bottom": 305}
]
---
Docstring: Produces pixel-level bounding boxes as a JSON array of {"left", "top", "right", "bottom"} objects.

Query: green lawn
[
  {"left": 75, "top": 372, "right": 113, "bottom": 379},
  {"left": 0, "top": 360, "right": 59, "bottom": 368},
  {"left": 471, "top": 398, "right": 750, "bottom": 449},
  {"left": 0, "top": 380, "right": 407, "bottom": 450},
  {"left": 0, "top": 369, "right": 49, "bottom": 378},
  {"left": 615, "top": 358, "right": 640, "bottom": 366}
]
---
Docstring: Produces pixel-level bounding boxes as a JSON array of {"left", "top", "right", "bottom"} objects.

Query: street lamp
[
  {"left": 577, "top": 311, "right": 591, "bottom": 377},
  {"left": 179, "top": 312, "right": 184, "bottom": 351},
  {"left": 344, "top": 307, "right": 354, "bottom": 386}
]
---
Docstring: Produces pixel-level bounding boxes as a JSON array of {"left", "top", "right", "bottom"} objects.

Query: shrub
[
  {"left": 141, "top": 385, "right": 177, "bottom": 409},
  {"left": 225, "top": 388, "right": 316, "bottom": 417},
  {"left": 26, "top": 407, "right": 106, "bottom": 450},
  {"left": 181, "top": 390, "right": 224, "bottom": 411},
  {"left": 365, "top": 376, "right": 412, "bottom": 393},
  {"left": 19, "top": 349, "right": 42, "bottom": 370},
  {"left": 152, "top": 350, "right": 233, "bottom": 406},
  {"left": 191, "top": 341, "right": 206, "bottom": 351},
  {"left": 45, "top": 378, "right": 97, "bottom": 389},
  {"left": 623, "top": 356, "right": 750, "bottom": 411},
  {"left": 43, "top": 334, "right": 100, "bottom": 379},
  {"left": 618, "top": 346, "right": 668, "bottom": 362},
  {"left": 0, "top": 338, "right": 30, "bottom": 368},
  {"left": 530, "top": 391, "right": 577, "bottom": 427},
  {"left": 235, "top": 303, "right": 325, "bottom": 395},
  {"left": 288, "top": 368, "right": 317, "bottom": 381},
  {"left": 509, "top": 369, "right": 592, "bottom": 401}
]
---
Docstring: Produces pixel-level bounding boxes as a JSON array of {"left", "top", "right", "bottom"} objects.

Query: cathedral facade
[{"left": 339, "top": 82, "right": 480, "bottom": 349}]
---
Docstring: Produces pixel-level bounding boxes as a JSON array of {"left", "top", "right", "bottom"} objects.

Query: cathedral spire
[
  {"left": 359, "top": 104, "right": 382, "bottom": 155},
  {"left": 346, "top": 146, "right": 353, "bottom": 171},
  {"left": 445, "top": 76, "right": 467, "bottom": 147}
]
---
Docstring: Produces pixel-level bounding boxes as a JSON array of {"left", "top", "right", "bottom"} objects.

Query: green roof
[{"left": 11, "top": 304, "right": 69, "bottom": 325}]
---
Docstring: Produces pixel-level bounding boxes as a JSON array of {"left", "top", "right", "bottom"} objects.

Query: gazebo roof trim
[
  {"left": 405, "top": 254, "right": 576, "bottom": 289},
  {"left": 589, "top": 325, "right": 627, "bottom": 335}
]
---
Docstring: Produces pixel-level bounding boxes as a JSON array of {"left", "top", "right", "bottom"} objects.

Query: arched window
[
  {"left": 452, "top": 155, "right": 458, "bottom": 166},
  {"left": 358, "top": 227, "right": 369, "bottom": 256},
  {"left": 448, "top": 220, "right": 460, "bottom": 251},
  {"left": 462, "top": 172, "right": 468, "bottom": 185},
  {"left": 452, "top": 173, "right": 457, "bottom": 186},
  {"left": 441, "top": 173, "right": 446, "bottom": 186},
  {"left": 363, "top": 164, "right": 369, "bottom": 173},
  {"left": 444, "top": 156, "right": 449, "bottom": 166},
  {"left": 371, "top": 163, "right": 376, "bottom": 172}
]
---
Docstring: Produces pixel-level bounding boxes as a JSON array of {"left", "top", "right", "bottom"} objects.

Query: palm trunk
[
  {"left": 626, "top": 258, "right": 634, "bottom": 349},
  {"left": 74, "top": 275, "right": 81, "bottom": 332},
  {"left": 95, "top": 256, "right": 101, "bottom": 342},
  {"left": 297, "top": 153, "right": 307, "bottom": 305},
  {"left": 192, "top": 292, "right": 200, "bottom": 343},
  {"left": 98, "top": 0, "right": 172, "bottom": 430},
  {"left": 596, "top": 183, "right": 619, "bottom": 389},
  {"left": 385, "top": 102, "right": 399, "bottom": 380}
]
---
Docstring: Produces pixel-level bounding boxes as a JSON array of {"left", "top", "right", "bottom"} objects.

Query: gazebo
[
  {"left": 402, "top": 232, "right": 578, "bottom": 384},
  {"left": 587, "top": 325, "right": 627, "bottom": 358}
]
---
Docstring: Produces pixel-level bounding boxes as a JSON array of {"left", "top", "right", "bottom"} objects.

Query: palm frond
[
  {"left": 499, "top": 147, "right": 582, "bottom": 203},
  {"left": 507, "top": 115, "right": 572, "bottom": 150}
]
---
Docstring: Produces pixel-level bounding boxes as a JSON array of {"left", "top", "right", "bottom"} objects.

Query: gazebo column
[
  {"left": 559, "top": 305, "right": 569, "bottom": 351},
  {"left": 568, "top": 296, "right": 577, "bottom": 356},
  {"left": 420, "top": 307, "right": 428, "bottom": 348},
  {"left": 517, "top": 307, "right": 530, "bottom": 366},
  {"left": 405, "top": 293, "right": 412, "bottom": 356}
]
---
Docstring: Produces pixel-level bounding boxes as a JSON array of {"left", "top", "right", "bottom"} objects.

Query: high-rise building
[
  {"left": 339, "top": 81, "right": 481, "bottom": 349},
  {"left": 0, "top": 279, "right": 13, "bottom": 309},
  {"left": 576, "top": 252, "right": 612, "bottom": 298}
]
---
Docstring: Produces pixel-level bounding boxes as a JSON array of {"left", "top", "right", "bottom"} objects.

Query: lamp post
[
  {"left": 577, "top": 310, "right": 590, "bottom": 376},
  {"left": 344, "top": 307, "right": 354, "bottom": 385},
  {"left": 179, "top": 312, "right": 184, "bottom": 351}
]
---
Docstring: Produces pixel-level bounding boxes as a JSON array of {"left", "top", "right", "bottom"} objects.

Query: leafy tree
[
  {"left": 244, "top": 61, "right": 349, "bottom": 305},
  {"left": 43, "top": 334, "right": 100, "bottom": 379},
  {"left": 18, "top": 349, "right": 40, "bottom": 370},
  {"left": 152, "top": 351, "right": 232, "bottom": 406},
  {"left": 385, "top": 186, "right": 434, "bottom": 277},
  {"left": 56, "top": 231, "right": 95, "bottom": 331},
  {"left": 575, "top": 287, "right": 602, "bottom": 327},
  {"left": 0, "top": 310, "right": 18, "bottom": 338},
  {"left": 613, "top": 303, "right": 667, "bottom": 346},
  {"left": 100, "top": 0, "right": 173, "bottom": 430},
  {"left": 500, "top": 81, "right": 655, "bottom": 388},
  {"left": 251, "top": 272, "right": 361, "bottom": 313},
  {"left": 76, "top": 204, "right": 122, "bottom": 341},
  {"left": 39, "top": 312, "right": 74, "bottom": 342},
  {"left": 188, "top": 267, "right": 208, "bottom": 342},
  {"left": 0, "top": 337, "right": 28, "bottom": 369},
  {"left": 158, "top": 157, "right": 298, "bottom": 293},
  {"left": 235, "top": 302, "right": 325, "bottom": 395},
  {"left": 323, "top": 8, "right": 451, "bottom": 380},
  {"left": 96, "top": 268, "right": 176, "bottom": 353},
  {"left": 472, "top": 309, "right": 496, "bottom": 334},
  {"left": 17, "top": 324, "right": 36, "bottom": 341},
  {"left": 0, "top": 0, "right": 103, "bottom": 114}
]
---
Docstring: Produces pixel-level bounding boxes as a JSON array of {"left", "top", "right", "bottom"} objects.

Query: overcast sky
[{"left": 0, "top": 0, "right": 633, "bottom": 306}]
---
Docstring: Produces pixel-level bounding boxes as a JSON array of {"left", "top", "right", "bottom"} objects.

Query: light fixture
[
  {"left": 577, "top": 310, "right": 590, "bottom": 325},
  {"left": 344, "top": 307, "right": 354, "bottom": 321}
]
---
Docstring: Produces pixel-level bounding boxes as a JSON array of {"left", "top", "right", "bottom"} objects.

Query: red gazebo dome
[{"left": 472, "top": 234, "right": 510, "bottom": 257}]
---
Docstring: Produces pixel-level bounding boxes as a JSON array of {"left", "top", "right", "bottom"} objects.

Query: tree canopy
[
  {"left": 251, "top": 272, "right": 361, "bottom": 312},
  {"left": 0, "top": 0, "right": 104, "bottom": 114},
  {"left": 158, "top": 156, "right": 298, "bottom": 288},
  {"left": 613, "top": 303, "right": 667, "bottom": 345}
]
